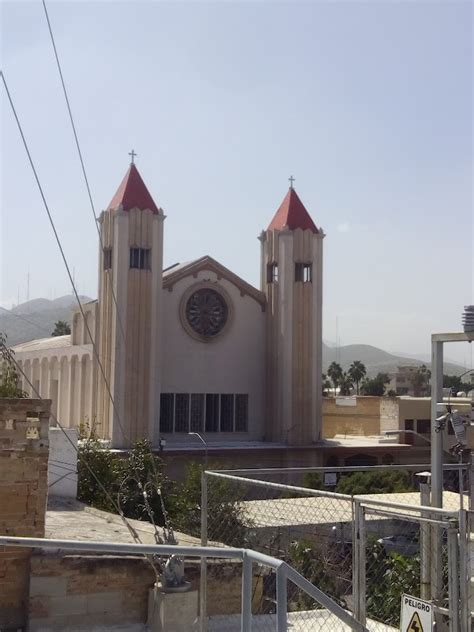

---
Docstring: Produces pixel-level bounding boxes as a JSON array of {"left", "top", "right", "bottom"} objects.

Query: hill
[
  {"left": 0, "top": 296, "right": 93, "bottom": 347},
  {"left": 322, "top": 343, "right": 463, "bottom": 377},
  {"left": 1, "top": 296, "right": 464, "bottom": 376}
]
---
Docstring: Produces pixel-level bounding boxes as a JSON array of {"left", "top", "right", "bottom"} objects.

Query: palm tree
[
  {"left": 348, "top": 360, "right": 367, "bottom": 395},
  {"left": 327, "top": 362, "right": 343, "bottom": 395},
  {"left": 322, "top": 373, "right": 332, "bottom": 395},
  {"left": 339, "top": 372, "right": 354, "bottom": 396},
  {"left": 51, "top": 320, "right": 71, "bottom": 337}
]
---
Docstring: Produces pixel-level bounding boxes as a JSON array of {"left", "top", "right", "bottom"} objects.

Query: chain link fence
[{"left": 201, "top": 464, "right": 470, "bottom": 631}]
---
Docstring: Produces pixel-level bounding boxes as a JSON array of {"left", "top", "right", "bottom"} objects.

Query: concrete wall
[
  {"left": 15, "top": 344, "right": 94, "bottom": 431},
  {"left": 322, "top": 396, "right": 383, "bottom": 438},
  {"left": 262, "top": 226, "right": 324, "bottom": 445},
  {"left": 0, "top": 398, "right": 50, "bottom": 630},
  {"left": 48, "top": 427, "right": 78, "bottom": 498},
  {"left": 28, "top": 554, "right": 262, "bottom": 630},
  {"left": 161, "top": 269, "right": 265, "bottom": 442}
]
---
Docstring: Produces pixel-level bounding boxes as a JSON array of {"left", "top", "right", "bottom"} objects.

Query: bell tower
[
  {"left": 260, "top": 180, "right": 324, "bottom": 445},
  {"left": 96, "top": 158, "right": 164, "bottom": 448}
]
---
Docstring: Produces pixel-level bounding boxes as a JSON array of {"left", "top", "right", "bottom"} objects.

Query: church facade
[{"left": 13, "top": 163, "right": 325, "bottom": 449}]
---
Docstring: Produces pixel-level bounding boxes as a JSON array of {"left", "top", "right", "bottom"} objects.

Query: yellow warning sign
[{"left": 407, "top": 611, "right": 423, "bottom": 631}]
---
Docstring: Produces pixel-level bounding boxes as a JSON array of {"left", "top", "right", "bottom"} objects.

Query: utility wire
[
  {"left": 3, "top": 342, "right": 158, "bottom": 579},
  {"left": 41, "top": 2, "right": 168, "bottom": 500},
  {"left": 1, "top": 70, "right": 131, "bottom": 448},
  {"left": 41, "top": 0, "right": 126, "bottom": 345}
]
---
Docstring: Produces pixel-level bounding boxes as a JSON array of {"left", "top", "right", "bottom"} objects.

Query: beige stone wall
[
  {"left": 15, "top": 344, "right": 94, "bottom": 429},
  {"left": 0, "top": 398, "right": 50, "bottom": 629},
  {"left": 322, "top": 396, "right": 382, "bottom": 438},
  {"left": 96, "top": 206, "right": 164, "bottom": 447},
  {"left": 161, "top": 269, "right": 266, "bottom": 442},
  {"left": 28, "top": 554, "right": 261, "bottom": 629},
  {"left": 262, "top": 226, "right": 324, "bottom": 445}
]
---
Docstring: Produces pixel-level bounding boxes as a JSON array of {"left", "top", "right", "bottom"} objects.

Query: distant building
[{"left": 389, "top": 365, "right": 430, "bottom": 396}]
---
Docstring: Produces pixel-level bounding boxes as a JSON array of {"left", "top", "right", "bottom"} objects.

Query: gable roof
[
  {"left": 267, "top": 188, "right": 319, "bottom": 233},
  {"left": 163, "top": 256, "right": 266, "bottom": 308},
  {"left": 107, "top": 164, "right": 160, "bottom": 214}
]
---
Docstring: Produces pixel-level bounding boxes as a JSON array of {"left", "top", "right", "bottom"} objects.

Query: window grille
[
  {"left": 103, "top": 248, "right": 112, "bottom": 270},
  {"left": 267, "top": 262, "right": 279, "bottom": 283},
  {"left": 295, "top": 262, "right": 312, "bottom": 283},
  {"left": 130, "top": 247, "right": 151, "bottom": 270}
]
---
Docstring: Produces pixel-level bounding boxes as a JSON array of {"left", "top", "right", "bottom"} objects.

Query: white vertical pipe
[
  {"left": 200, "top": 471, "right": 208, "bottom": 632},
  {"left": 241, "top": 553, "right": 252, "bottom": 632},
  {"left": 276, "top": 565, "right": 288, "bottom": 632}
]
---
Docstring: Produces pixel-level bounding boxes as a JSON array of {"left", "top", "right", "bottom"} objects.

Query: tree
[
  {"left": 77, "top": 438, "right": 178, "bottom": 526},
  {"left": 327, "top": 362, "right": 343, "bottom": 394},
  {"left": 77, "top": 445, "right": 250, "bottom": 547},
  {"left": 366, "top": 539, "right": 420, "bottom": 626},
  {"left": 408, "top": 364, "right": 431, "bottom": 396},
  {"left": 443, "top": 374, "right": 473, "bottom": 396},
  {"left": 335, "top": 469, "right": 414, "bottom": 495},
  {"left": 0, "top": 332, "right": 26, "bottom": 398},
  {"left": 348, "top": 361, "right": 367, "bottom": 395},
  {"left": 322, "top": 373, "right": 332, "bottom": 396},
  {"left": 360, "top": 372, "right": 390, "bottom": 396},
  {"left": 173, "top": 462, "right": 252, "bottom": 546},
  {"left": 51, "top": 320, "right": 71, "bottom": 337},
  {"left": 339, "top": 372, "right": 353, "bottom": 396}
]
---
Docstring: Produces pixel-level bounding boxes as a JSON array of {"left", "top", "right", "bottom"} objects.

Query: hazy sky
[{"left": 1, "top": 0, "right": 473, "bottom": 366}]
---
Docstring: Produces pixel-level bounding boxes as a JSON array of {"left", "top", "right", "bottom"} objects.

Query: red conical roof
[
  {"left": 267, "top": 188, "right": 319, "bottom": 233},
  {"left": 107, "top": 164, "right": 160, "bottom": 214}
]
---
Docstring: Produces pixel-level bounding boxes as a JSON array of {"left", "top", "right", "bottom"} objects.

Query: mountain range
[{"left": 0, "top": 296, "right": 464, "bottom": 376}]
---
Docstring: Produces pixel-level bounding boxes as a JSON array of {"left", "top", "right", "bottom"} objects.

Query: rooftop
[
  {"left": 107, "top": 163, "right": 160, "bottom": 214},
  {"left": 267, "top": 187, "right": 319, "bottom": 233},
  {"left": 241, "top": 491, "right": 465, "bottom": 528},
  {"left": 12, "top": 335, "right": 73, "bottom": 353},
  {"left": 46, "top": 497, "right": 202, "bottom": 547}
]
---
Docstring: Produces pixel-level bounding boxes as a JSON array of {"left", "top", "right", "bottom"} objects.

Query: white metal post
[
  {"left": 241, "top": 553, "right": 253, "bottom": 632},
  {"left": 458, "top": 509, "right": 470, "bottom": 632},
  {"left": 419, "top": 481, "right": 431, "bottom": 600},
  {"left": 200, "top": 471, "right": 208, "bottom": 632},
  {"left": 431, "top": 338, "right": 444, "bottom": 602},
  {"left": 353, "top": 500, "right": 366, "bottom": 625},
  {"left": 276, "top": 565, "right": 288, "bottom": 632},
  {"left": 447, "top": 525, "right": 461, "bottom": 632}
]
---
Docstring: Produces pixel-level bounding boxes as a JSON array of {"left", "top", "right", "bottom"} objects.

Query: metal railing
[
  {"left": 200, "top": 464, "right": 471, "bottom": 632},
  {"left": 0, "top": 535, "right": 368, "bottom": 632}
]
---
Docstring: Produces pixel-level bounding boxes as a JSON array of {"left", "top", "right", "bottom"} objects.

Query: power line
[
  {"left": 2, "top": 340, "right": 160, "bottom": 578},
  {"left": 1, "top": 70, "right": 131, "bottom": 448},
  {"left": 41, "top": 0, "right": 126, "bottom": 345}
]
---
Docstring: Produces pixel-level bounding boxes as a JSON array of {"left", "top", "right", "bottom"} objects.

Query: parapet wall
[{"left": 0, "top": 398, "right": 50, "bottom": 629}]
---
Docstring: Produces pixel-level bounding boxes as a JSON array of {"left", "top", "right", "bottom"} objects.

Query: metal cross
[
  {"left": 289, "top": 175, "right": 295, "bottom": 189},
  {"left": 129, "top": 149, "right": 137, "bottom": 164}
]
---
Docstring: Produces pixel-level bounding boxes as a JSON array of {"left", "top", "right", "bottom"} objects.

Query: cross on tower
[
  {"left": 129, "top": 149, "right": 137, "bottom": 165},
  {"left": 289, "top": 175, "right": 295, "bottom": 189}
]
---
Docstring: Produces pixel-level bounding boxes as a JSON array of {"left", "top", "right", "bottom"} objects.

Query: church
[{"left": 13, "top": 161, "right": 325, "bottom": 453}]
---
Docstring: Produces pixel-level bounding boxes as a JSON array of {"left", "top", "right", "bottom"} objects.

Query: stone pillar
[
  {"left": 0, "top": 398, "right": 50, "bottom": 629},
  {"left": 147, "top": 585, "right": 198, "bottom": 632}
]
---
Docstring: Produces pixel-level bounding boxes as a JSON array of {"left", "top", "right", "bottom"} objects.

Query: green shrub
[{"left": 335, "top": 470, "right": 414, "bottom": 495}]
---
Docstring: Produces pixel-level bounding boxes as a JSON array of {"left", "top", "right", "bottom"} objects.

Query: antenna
[{"left": 26, "top": 271, "right": 30, "bottom": 302}]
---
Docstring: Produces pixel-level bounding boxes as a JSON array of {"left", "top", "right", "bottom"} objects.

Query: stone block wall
[
  {"left": 29, "top": 554, "right": 261, "bottom": 630},
  {"left": 322, "top": 396, "right": 382, "bottom": 438},
  {"left": 0, "top": 398, "right": 50, "bottom": 630},
  {"left": 29, "top": 554, "right": 155, "bottom": 630}
]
